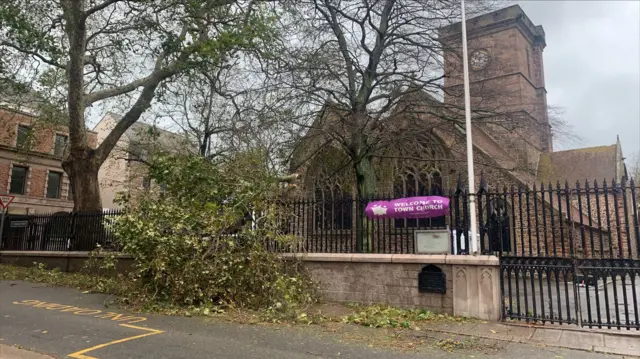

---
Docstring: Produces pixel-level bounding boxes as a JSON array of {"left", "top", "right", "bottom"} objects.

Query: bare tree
[
  {"left": 159, "top": 69, "right": 242, "bottom": 160},
  {"left": 265, "top": 0, "right": 511, "bottom": 198},
  {"left": 547, "top": 105, "right": 583, "bottom": 150},
  {"left": 153, "top": 69, "right": 295, "bottom": 177},
  {"left": 0, "top": 0, "right": 276, "bottom": 211}
]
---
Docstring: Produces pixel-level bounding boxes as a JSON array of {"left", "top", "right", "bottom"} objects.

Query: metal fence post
[
  {"left": 355, "top": 197, "right": 363, "bottom": 253},
  {"left": 0, "top": 208, "right": 6, "bottom": 250},
  {"left": 68, "top": 212, "right": 76, "bottom": 251}
]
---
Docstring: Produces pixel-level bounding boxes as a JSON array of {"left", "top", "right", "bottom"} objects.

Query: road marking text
[
  {"left": 13, "top": 299, "right": 147, "bottom": 324},
  {"left": 13, "top": 299, "right": 164, "bottom": 359}
]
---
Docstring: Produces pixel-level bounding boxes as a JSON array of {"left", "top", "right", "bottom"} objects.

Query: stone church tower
[{"left": 439, "top": 5, "right": 553, "bottom": 172}]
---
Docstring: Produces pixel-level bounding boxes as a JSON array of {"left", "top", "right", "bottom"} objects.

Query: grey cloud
[{"left": 517, "top": 0, "right": 640, "bottom": 157}]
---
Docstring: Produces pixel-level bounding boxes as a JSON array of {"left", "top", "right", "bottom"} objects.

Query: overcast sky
[
  {"left": 517, "top": 0, "right": 640, "bottom": 158},
  {"left": 87, "top": 1, "right": 640, "bottom": 163}
]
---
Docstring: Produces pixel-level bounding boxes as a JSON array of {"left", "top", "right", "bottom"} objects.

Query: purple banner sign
[{"left": 365, "top": 196, "right": 449, "bottom": 219}]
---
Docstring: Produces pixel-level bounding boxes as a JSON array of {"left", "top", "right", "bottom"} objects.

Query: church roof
[{"left": 536, "top": 145, "right": 619, "bottom": 185}]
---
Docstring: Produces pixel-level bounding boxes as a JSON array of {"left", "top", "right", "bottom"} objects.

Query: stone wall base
[
  {"left": 1, "top": 251, "right": 501, "bottom": 321},
  {"left": 284, "top": 253, "right": 501, "bottom": 320}
]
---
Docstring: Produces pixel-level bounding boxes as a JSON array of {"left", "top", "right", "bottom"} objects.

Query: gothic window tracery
[
  {"left": 393, "top": 168, "right": 446, "bottom": 228},
  {"left": 314, "top": 178, "right": 352, "bottom": 230}
]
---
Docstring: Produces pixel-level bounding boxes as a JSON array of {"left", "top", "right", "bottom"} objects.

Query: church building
[
  {"left": 287, "top": 5, "right": 634, "bottom": 255},
  {"left": 292, "top": 5, "right": 628, "bottom": 198}
]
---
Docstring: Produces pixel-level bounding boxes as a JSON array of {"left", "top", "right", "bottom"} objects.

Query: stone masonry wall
[
  {"left": 0, "top": 161, "right": 9, "bottom": 194},
  {"left": 442, "top": 15, "right": 551, "bottom": 170},
  {"left": 304, "top": 259, "right": 453, "bottom": 313},
  {"left": 291, "top": 253, "right": 502, "bottom": 320}
]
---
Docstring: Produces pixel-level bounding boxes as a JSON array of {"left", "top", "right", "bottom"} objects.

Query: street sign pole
[
  {"left": 0, "top": 207, "right": 6, "bottom": 250},
  {"left": 0, "top": 195, "right": 15, "bottom": 250}
]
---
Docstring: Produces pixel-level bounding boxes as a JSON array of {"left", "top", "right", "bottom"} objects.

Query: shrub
[{"left": 113, "top": 151, "right": 315, "bottom": 312}]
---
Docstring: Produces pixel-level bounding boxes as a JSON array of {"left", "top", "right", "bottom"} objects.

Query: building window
[
  {"left": 54, "top": 134, "right": 68, "bottom": 157},
  {"left": 430, "top": 171, "right": 446, "bottom": 226},
  {"left": 46, "top": 171, "right": 62, "bottom": 199},
  {"left": 9, "top": 166, "right": 28, "bottom": 195},
  {"left": 16, "top": 125, "right": 32, "bottom": 148},
  {"left": 394, "top": 171, "right": 426, "bottom": 228},
  {"left": 142, "top": 176, "right": 151, "bottom": 190}
]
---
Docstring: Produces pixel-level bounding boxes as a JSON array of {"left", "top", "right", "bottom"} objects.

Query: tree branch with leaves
[{"left": 0, "top": 0, "right": 277, "bottom": 211}]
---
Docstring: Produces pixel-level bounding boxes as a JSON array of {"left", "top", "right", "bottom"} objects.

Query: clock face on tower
[{"left": 470, "top": 49, "right": 490, "bottom": 70}]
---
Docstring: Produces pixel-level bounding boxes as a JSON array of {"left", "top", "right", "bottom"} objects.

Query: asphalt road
[{"left": 0, "top": 280, "right": 628, "bottom": 359}]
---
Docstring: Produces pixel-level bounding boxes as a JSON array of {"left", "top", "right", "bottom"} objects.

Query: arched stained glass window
[
  {"left": 393, "top": 170, "right": 428, "bottom": 228},
  {"left": 429, "top": 171, "right": 446, "bottom": 227}
]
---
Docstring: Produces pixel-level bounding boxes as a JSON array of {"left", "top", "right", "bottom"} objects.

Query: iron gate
[{"left": 491, "top": 179, "right": 640, "bottom": 330}]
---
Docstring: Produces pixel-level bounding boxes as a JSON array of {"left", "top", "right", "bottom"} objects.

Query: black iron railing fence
[
  {"left": 1, "top": 178, "right": 638, "bottom": 258},
  {"left": 279, "top": 177, "right": 639, "bottom": 257},
  {"left": 493, "top": 178, "right": 640, "bottom": 331},
  {"left": 479, "top": 178, "right": 639, "bottom": 259},
  {"left": 274, "top": 195, "right": 451, "bottom": 254},
  {"left": 0, "top": 209, "right": 122, "bottom": 251}
]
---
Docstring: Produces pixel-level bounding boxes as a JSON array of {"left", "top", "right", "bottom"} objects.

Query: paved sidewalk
[
  {"left": 0, "top": 345, "right": 54, "bottom": 359},
  {"left": 419, "top": 320, "right": 640, "bottom": 357}
]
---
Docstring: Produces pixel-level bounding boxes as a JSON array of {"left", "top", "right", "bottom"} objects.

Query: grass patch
[
  {"left": 0, "top": 263, "right": 129, "bottom": 296},
  {"left": 340, "top": 304, "right": 435, "bottom": 328},
  {"left": 434, "top": 337, "right": 481, "bottom": 352}
]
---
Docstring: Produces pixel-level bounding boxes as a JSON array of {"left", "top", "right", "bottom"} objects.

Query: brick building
[
  {"left": 288, "top": 5, "right": 636, "bottom": 256},
  {"left": 0, "top": 107, "right": 97, "bottom": 214}
]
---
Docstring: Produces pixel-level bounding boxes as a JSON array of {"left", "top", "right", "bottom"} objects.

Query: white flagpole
[{"left": 460, "top": 0, "right": 478, "bottom": 254}]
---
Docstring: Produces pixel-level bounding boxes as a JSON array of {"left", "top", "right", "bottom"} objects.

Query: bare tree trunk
[
  {"left": 63, "top": 155, "right": 102, "bottom": 212},
  {"left": 354, "top": 153, "right": 376, "bottom": 252},
  {"left": 62, "top": 154, "right": 105, "bottom": 251},
  {"left": 355, "top": 155, "right": 376, "bottom": 199},
  {"left": 60, "top": 1, "right": 103, "bottom": 213}
]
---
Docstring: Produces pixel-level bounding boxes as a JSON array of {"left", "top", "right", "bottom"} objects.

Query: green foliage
[
  {"left": 0, "top": 0, "right": 64, "bottom": 62},
  {"left": 341, "top": 304, "right": 435, "bottom": 329},
  {"left": 434, "top": 338, "right": 480, "bottom": 352},
  {"left": 82, "top": 247, "right": 121, "bottom": 278},
  {"left": 0, "top": 262, "right": 125, "bottom": 295},
  {"left": 113, "top": 151, "right": 316, "bottom": 311}
]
